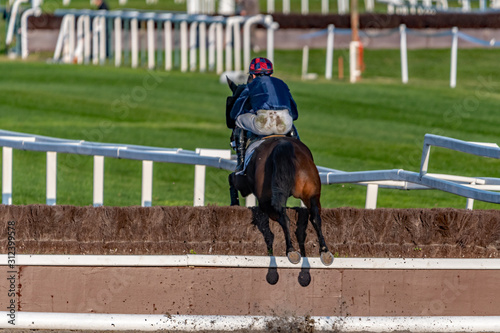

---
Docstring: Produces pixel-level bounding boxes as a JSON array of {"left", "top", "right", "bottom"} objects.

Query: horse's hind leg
[
  {"left": 308, "top": 196, "right": 334, "bottom": 266},
  {"left": 275, "top": 208, "right": 301, "bottom": 264},
  {"left": 295, "top": 209, "right": 309, "bottom": 258}
]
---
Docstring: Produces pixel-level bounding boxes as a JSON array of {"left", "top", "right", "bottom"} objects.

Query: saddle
[{"left": 237, "top": 134, "right": 286, "bottom": 176}]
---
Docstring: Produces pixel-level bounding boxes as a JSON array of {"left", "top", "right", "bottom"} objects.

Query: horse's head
[{"left": 225, "top": 77, "right": 247, "bottom": 129}]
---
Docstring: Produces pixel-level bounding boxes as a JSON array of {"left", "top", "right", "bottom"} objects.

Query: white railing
[
  {"left": 381, "top": 0, "right": 500, "bottom": 13},
  {"left": 320, "top": 134, "right": 500, "bottom": 209},
  {"left": 186, "top": 0, "right": 375, "bottom": 15},
  {"left": 5, "top": 0, "right": 29, "bottom": 47},
  {"left": 1, "top": 312, "right": 500, "bottom": 331},
  {"left": 0, "top": 129, "right": 245, "bottom": 207},
  {"left": 52, "top": 10, "right": 277, "bottom": 74},
  {"left": 2, "top": 130, "right": 500, "bottom": 209},
  {"left": 302, "top": 25, "right": 499, "bottom": 87}
]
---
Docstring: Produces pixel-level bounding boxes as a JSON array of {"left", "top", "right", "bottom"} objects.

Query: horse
[{"left": 226, "top": 78, "right": 334, "bottom": 266}]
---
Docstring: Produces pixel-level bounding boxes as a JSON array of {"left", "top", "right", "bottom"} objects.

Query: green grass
[{"left": 1, "top": 47, "right": 500, "bottom": 209}]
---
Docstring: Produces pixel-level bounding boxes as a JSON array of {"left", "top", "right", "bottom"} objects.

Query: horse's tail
[{"left": 271, "top": 140, "right": 295, "bottom": 212}]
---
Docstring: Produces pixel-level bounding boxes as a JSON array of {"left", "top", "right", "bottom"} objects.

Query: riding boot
[
  {"left": 288, "top": 124, "right": 301, "bottom": 141},
  {"left": 233, "top": 127, "right": 246, "bottom": 173}
]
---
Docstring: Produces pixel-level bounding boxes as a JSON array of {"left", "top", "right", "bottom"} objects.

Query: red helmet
[{"left": 249, "top": 57, "right": 273, "bottom": 75}]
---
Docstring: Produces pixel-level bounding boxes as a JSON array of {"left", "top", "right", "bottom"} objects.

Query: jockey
[{"left": 230, "top": 57, "right": 300, "bottom": 173}]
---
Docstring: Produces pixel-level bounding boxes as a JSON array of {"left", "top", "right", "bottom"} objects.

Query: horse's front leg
[
  {"left": 276, "top": 208, "right": 301, "bottom": 264},
  {"left": 228, "top": 173, "right": 240, "bottom": 206}
]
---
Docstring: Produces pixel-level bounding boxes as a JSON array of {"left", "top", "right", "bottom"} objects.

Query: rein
[{"left": 263, "top": 134, "right": 286, "bottom": 140}]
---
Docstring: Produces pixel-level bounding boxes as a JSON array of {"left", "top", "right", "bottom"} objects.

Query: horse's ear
[{"left": 226, "top": 76, "right": 237, "bottom": 93}]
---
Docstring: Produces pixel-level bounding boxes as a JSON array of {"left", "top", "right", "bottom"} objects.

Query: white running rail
[
  {"left": 0, "top": 129, "right": 237, "bottom": 207},
  {"left": 52, "top": 10, "right": 277, "bottom": 75},
  {"left": 1, "top": 130, "right": 500, "bottom": 209},
  {"left": 320, "top": 134, "right": 500, "bottom": 209}
]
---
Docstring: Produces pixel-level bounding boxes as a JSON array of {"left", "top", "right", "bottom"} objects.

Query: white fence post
[
  {"left": 131, "top": 17, "right": 139, "bottom": 68},
  {"left": 115, "top": 17, "right": 122, "bottom": 67},
  {"left": 216, "top": 22, "right": 224, "bottom": 74},
  {"left": 6, "top": 0, "right": 28, "bottom": 47},
  {"left": 400, "top": 24, "right": 408, "bottom": 84},
  {"left": 225, "top": 19, "right": 234, "bottom": 71},
  {"left": 479, "top": 0, "right": 486, "bottom": 10},
  {"left": 365, "top": 183, "right": 378, "bottom": 209},
  {"left": 199, "top": 22, "right": 207, "bottom": 72},
  {"left": 180, "top": 21, "right": 189, "bottom": 72},
  {"left": 283, "top": 0, "right": 290, "bottom": 13},
  {"left": 165, "top": 20, "right": 172, "bottom": 71},
  {"left": 208, "top": 22, "right": 216, "bottom": 71},
  {"left": 187, "top": 0, "right": 197, "bottom": 13},
  {"left": 46, "top": 152, "right": 57, "bottom": 206},
  {"left": 64, "top": 14, "right": 75, "bottom": 63},
  {"left": 147, "top": 19, "right": 155, "bottom": 70},
  {"left": 267, "top": 0, "right": 275, "bottom": 13},
  {"left": 142, "top": 160, "right": 153, "bottom": 207},
  {"left": 349, "top": 41, "right": 360, "bottom": 83},
  {"left": 301, "top": 0, "right": 309, "bottom": 14},
  {"left": 450, "top": 26, "right": 458, "bottom": 88},
  {"left": 365, "top": 0, "right": 375, "bottom": 11},
  {"left": 92, "top": 16, "right": 100, "bottom": 65},
  {"left": 2, "top": 147, "right": 13, "bottom": 205},
  {"left": 93, "top": 155, "right": 104, "bottom": 207},
  {"left": 99, "top": 16, "right": 106, "bottom": 65},
  {"left": 466, "top": 198, "right": 474, "bottom": 209},
  {"left": 325, "top": 24, "right": 335, "bottom": 80},
  {"left": 84, "top": 16, "right": 91, "bottom": 64},
  {"left": 194, "top": 163, "right": 206, "bottom": 206},
  {"left": 338, "top": 0, "right": 349, "bottom": 14},
  {"left": 321, "top": 0, "right": 329, "bottom": 13},
  {"left": 194, "top": 149, "right": 231, "bottom": 206},
  {"left": 301, "top": 45, "right": 309, "bottom": 80},
  {"left": 466, "top": 183, "right": 475, "bottom": 210},
  {"left": 190, "top": 22, "right": 198, "bottom": 72}
]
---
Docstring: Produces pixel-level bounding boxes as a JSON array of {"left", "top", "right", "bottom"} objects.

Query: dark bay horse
[{"left": 226, "top": 79, "right": 333, "bottom": 266}]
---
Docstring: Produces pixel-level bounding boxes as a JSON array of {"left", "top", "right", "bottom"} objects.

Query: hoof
[
  {"left": 320, "top": 251, "right": 334, "bottom": 266},
  {"left": 287, "top": 251, "right": 301, "bottom": 264}
]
